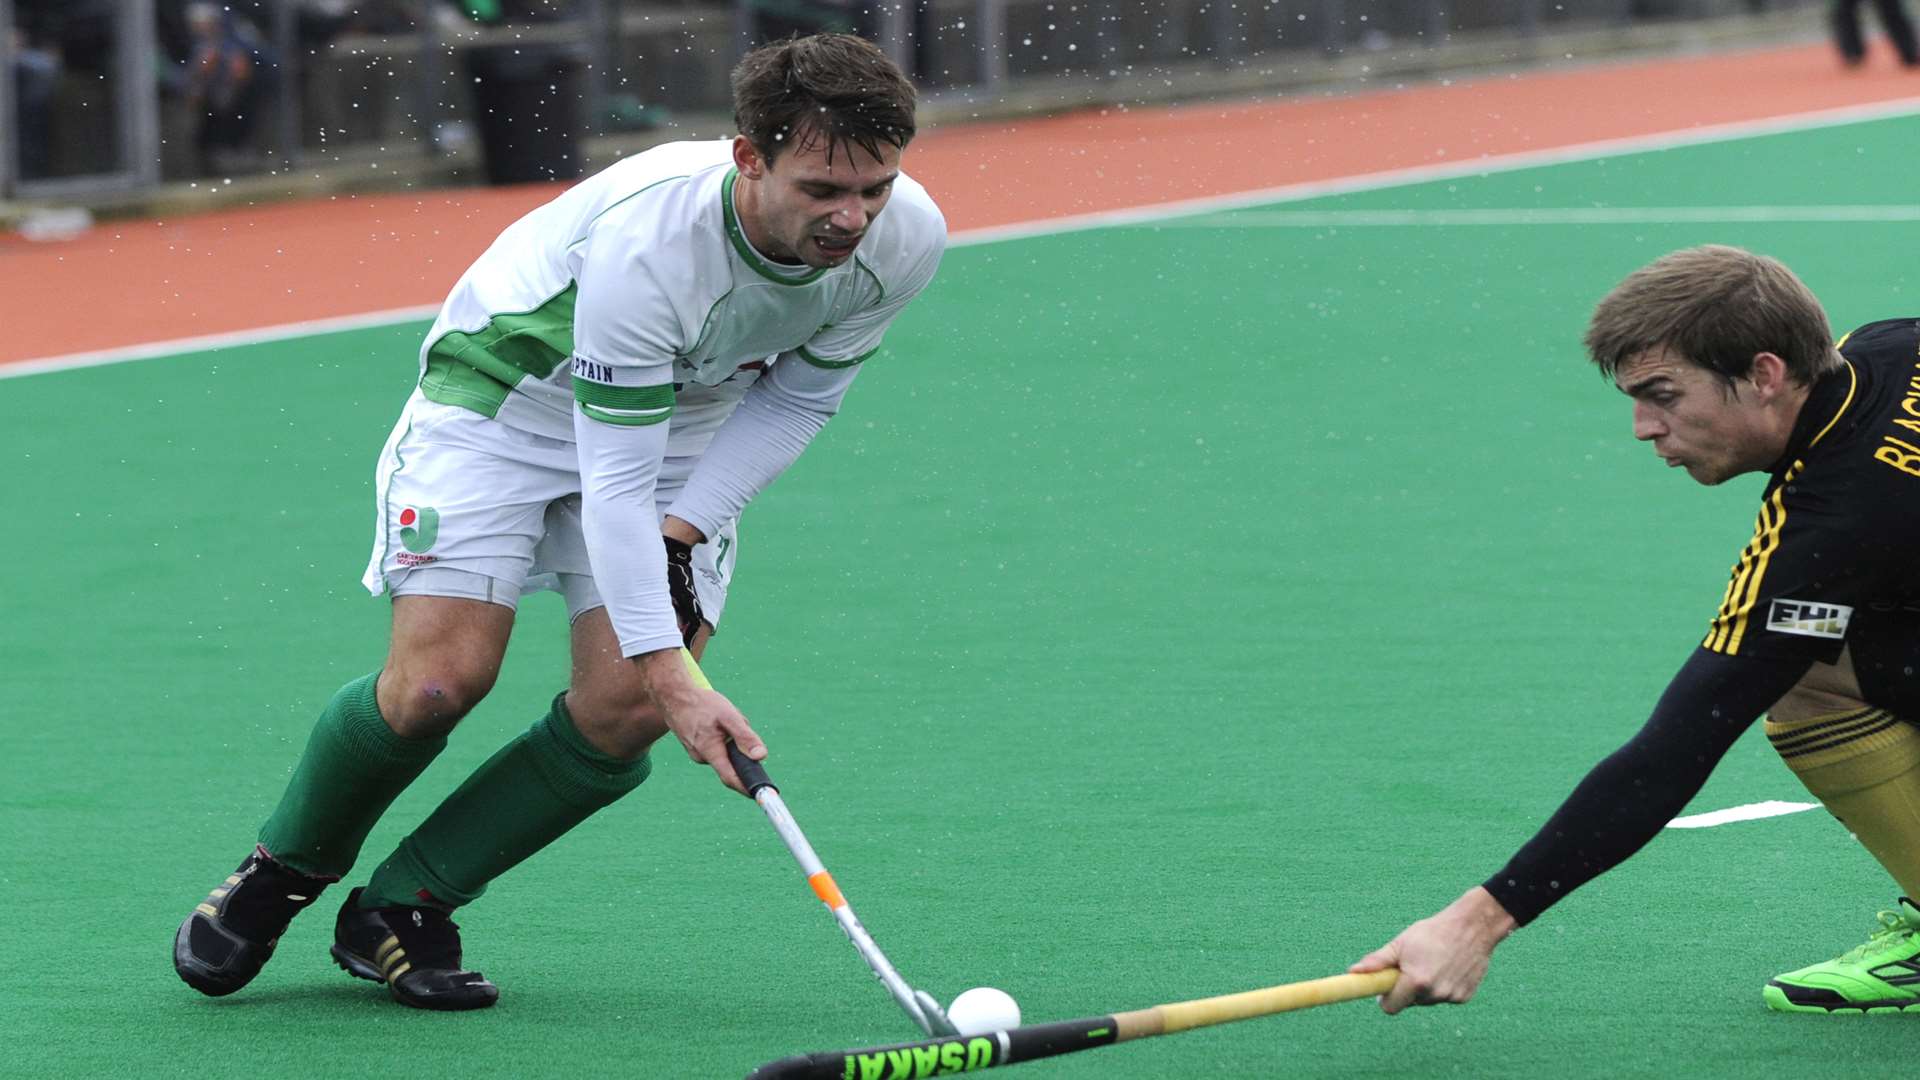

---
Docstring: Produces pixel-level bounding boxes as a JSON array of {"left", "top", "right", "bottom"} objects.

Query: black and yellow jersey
[
  {"left": 1702, "top": 319, "right": 1920, "bottom": 678},
  {"left": 1485, "top": 320, "right": 1920, "bottom": 926}
]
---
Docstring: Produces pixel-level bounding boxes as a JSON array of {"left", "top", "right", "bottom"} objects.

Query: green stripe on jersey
[
  {"left": 722, "top": 169, "right": 827, "bottom": 286},
  {"left": 797, "top": 343, "right": 878, "bottom": 369},
  {"left": 574, "top": 379, "right": 675, "bottom": 426},
  {"left": 419, "top": 285, "right": 578, "bottom": 417}
]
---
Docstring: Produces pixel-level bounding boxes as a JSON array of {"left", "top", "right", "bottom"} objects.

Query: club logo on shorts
[
  {"left": 399, "top": 506, "right": 440, "bottom": 555},
  {"left": 1766, "top": 599, "right": 1851, "bottom": 639}
]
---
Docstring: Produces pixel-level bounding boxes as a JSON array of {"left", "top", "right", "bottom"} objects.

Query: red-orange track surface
[{"left": 5, "top": 40, "right": 1916, "bottom": 365}]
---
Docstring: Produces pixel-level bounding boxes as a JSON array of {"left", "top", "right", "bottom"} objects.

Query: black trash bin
[{"left": 466, "top": 42, "right": 585, "bottom": 184}]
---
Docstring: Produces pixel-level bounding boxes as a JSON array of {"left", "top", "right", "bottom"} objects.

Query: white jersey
[
  {"left": 409, "top": 139, "right": 946, "bottom": 656},
  {"left": 417, "top": 140, "right": 944, "bottom": 451}
]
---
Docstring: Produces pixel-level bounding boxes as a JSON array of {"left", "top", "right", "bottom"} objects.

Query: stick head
[{"left": 913, "top": 988, "right": 958, "bottom": 1036}]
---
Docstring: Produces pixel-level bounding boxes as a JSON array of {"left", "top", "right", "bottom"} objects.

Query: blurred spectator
[
  {"left": 15, "top": 0, "right": 121, "bottom": 176},
  {"left": 182, "top": 1, "right": 277, "bottom": 173},
  {"left": 10, "top": 25, "right": 61, "bottom": 180},
  {"left": 1832, "top": 0, "right": 1920, "bottom": 67},
  {"left": 448, "top": 0, "right": 585, "bottom": 184}
]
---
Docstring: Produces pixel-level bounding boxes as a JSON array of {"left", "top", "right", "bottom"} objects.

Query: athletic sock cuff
[
  {"left": 1767, "top": 708, "right": 1920, "bottom": 791},
  {"left": 363, "top": 836, "right": 479, "bottom": 910},
  {"left": 333, "top": 673, "right": 447, "bottom": 767},
  {"left": 527, "top": 693, "right": 651, "bottom": 807},
  {"left": 256, "top": 674, "right": 446, "bottom": 880}
]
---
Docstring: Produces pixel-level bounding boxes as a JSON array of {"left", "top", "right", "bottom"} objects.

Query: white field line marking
[
  {"left": 0, "top": 304, "right": 442, "bottom": 380},
  {"left": 1153, "top": 205, "right": 1920, "bottom": 228},
  {"left": 944, "top": 93, "right": 1920, "bottom": 247},
  {"left": 9, "top": 92, "right": 1920, "bottom": 381},
  {"left": 1666, "top": 800, "right": 1819, "bottom": 829}
]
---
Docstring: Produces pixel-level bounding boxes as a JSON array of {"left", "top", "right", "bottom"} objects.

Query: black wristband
[{"left": 662, "top": 535, "right": 703, "bottom": 646}]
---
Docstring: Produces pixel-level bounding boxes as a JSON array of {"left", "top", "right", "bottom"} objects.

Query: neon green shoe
[{"left": 1764, "top": 898, "right": 1920, "bottom": 1014}]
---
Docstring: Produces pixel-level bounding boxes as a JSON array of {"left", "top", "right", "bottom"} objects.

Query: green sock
[
  {"left": 360, "top": 693, "right": 650, "bottom": 910},
  {"left": 257, "top": 673, "right": 447, "bottom": 879}
]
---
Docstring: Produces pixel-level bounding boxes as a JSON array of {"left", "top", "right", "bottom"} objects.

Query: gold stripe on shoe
[{"left": 378, "top": 936, "right": 412, "bottom": 981}]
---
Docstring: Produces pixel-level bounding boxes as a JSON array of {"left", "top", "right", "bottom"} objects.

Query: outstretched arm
[{"left": 1354, "top": 646, "right": 1810, "bottom": 1011}]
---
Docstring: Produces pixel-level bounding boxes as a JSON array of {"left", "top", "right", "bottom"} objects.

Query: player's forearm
[
  {"left": 1484, "top": 647, "right": 1801, "bottom": 924},
  {"left": 574, "top": 407, "right": 685, "bottom": 658},
  {"left": 634, "top": 646, "right": 700, "bottom": 697},
  {"left": 1482, "top": 733, "right": 1714, "bottom": 924}
]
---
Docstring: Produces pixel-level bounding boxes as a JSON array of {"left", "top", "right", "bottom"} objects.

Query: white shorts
[{"left": 361, "top": 391, "right": 740, "bottom": 625}]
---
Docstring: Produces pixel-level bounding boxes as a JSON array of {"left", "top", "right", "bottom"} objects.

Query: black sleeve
[{"left": 1481, "top": 646, "right": 1813, "bottom": 926}]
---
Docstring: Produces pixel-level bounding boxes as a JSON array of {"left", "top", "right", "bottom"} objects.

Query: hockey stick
[
  {"left": 744, "top": 969, "right": 1399, "bottom": 1079},
  {"left": 682, "top": 651, "right": 958, "bottom": 1038}
]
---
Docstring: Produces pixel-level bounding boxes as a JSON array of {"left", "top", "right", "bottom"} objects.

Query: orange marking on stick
[{"left": 808, "top": 871, "right": 846, "bottom": 909}]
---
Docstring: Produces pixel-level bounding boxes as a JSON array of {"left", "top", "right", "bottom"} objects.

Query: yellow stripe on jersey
[
  {"left": 1706, "top": 495, "right": 1768, "bottom": 652},
  {"left": 1705, "top": 483, "right": 1789, "bottom": 654},
  {"left": 1702, "top": 361, "right": 1855, "bottom": 654},
  {"left": 1807, "top": 359, "right": 1858, "bottom": 450}
]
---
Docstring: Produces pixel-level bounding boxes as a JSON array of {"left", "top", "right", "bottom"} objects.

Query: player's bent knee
[
  {"left": 585, "top": 704, "right": 669, "bottom": 761},
  {"left": 536, "top": 694, "right": 654, "bottom": 804},
  {"left": 563, "top": 689, "right": 669, "bottom": 761},
  {"left": 378, "top": 665, "right": 499, "bottom": 738}
]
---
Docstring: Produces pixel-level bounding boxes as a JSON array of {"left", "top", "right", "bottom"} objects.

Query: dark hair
[
  {"left": 1584, "top": 245, "right": 1841, "bottom": 387},
  {"left": 730, "top": 33, "right": 917, "bottom": 167}
]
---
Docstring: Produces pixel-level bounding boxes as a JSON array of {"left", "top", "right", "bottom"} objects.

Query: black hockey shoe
[
  {"left": 330, "top": 887, "right": 498, "bottom": 1010},
  {"left": 174, "top": 846, "right": 331, "bottom": 996}
]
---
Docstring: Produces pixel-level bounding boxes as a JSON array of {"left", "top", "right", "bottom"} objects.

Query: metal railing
[{"left": 3, "top": 0, "right": 1817, "bottom": 201}]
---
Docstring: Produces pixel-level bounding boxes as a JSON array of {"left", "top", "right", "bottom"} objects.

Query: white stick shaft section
[
  {"left": 755, "top": 788, "right": 828, "bottom": 877},
  {"left": 830, "top": 904, "right": 932, "bottom": 1031},
  {"left": 754, "top": 787, "right": 935, "bottom": 1034}
]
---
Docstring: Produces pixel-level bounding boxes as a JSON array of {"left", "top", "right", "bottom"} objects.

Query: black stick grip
[
  {"left": 744, "top": 1016, "right": 1123, "bottom": 1079},
  {"left": 727, "top": 741, "right": 776, "bottom": 796}
]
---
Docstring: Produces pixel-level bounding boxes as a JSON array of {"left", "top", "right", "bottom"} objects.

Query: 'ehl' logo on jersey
[{"left": 1766, "top": 599, "right": 1852, "bottom": 640}]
